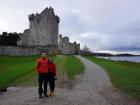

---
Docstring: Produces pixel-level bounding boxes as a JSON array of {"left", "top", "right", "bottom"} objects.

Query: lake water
[{"left": 97, "top": 56, "right": 140, "bottom": 63}]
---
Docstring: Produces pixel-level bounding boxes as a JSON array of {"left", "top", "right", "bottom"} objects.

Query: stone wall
[
  {"left": 17, "top": 29, "right": 30, "bottom": 45},
  {"left": 58, "top": 34, "right": 80, "bottom": 55},
  {"left": 0, "top": 45, "right": 40, "bottom": 56}
]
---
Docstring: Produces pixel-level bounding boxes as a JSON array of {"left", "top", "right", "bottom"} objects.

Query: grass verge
[{"left": 64, "top": 56, "right": 85, "bottom": 80}]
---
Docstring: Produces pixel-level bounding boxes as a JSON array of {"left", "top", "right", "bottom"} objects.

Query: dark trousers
[
  {"left": 38, "top": 73, "right": 48, "bottom": 96},
  {"left": 47, "top": 72, "right": 55, "bottom": 92}
]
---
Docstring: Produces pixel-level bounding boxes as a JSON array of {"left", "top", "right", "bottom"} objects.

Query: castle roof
[{"left": 41, "top": 7, "right": 54, "bottom": 16}]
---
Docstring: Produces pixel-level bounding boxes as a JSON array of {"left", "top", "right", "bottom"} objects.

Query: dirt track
[{"left": 0, "top": 56, "right": 139, "bottom": 105}]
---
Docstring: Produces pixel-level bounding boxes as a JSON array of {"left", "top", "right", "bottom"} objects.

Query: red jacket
[
  {"left": 48, "top": 62, "right": 56, "bottom": 77},
  {"left": 36, "top": 58, "right": 48, "bottom": 73}
]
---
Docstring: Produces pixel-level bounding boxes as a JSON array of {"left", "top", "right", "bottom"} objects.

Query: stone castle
[
  {"left": 18, "top": 7, "right": 80, "bottom": 55},
  {"left": 58, "top": 35, "right": 80, "bottom": 54}
]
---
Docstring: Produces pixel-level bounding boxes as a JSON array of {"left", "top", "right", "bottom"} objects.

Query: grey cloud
[{"left": 0, "top": 0, "right": 140, "bottom": 54}]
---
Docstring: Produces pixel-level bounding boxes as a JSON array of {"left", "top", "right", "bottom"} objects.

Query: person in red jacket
[
  {"left": 36, "top": 53, "right": 48, "bottom": 98},
  {"left": 47, "top": 58, "right": 56, "bottom": 96}
]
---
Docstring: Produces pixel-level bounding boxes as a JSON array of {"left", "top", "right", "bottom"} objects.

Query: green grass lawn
[
  {"left": 64, "top": 56, "right": 85, "bottom": 80},
  {"left": 84, "top": 56, "right": 140, "bottom": 100},
  {"left": 0, "top": 55, "right": 84, "bottom": 88},
  {"left": 0, "top": 55, "right": 39, "bottom": 89}
]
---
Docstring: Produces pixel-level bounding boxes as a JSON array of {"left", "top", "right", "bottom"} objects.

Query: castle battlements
[
  {"left": 58, "top": 34, "right": 80, "bottom": 54},
  {"left": 29, "top": 7, "right": 59, "bottom": 23},
  {"left": 18, "top": 7, "right": 80, "bottom": 55}
]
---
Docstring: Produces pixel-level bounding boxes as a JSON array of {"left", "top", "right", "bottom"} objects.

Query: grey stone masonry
[
  {"left": 58, "top": 34, "right": 80, "bottom": 54},
  {"left": 0, "top": 45, "right": 40, "bottom": 56},
  {"left": 18, "top": 7, "right": 59, "bottom": 47}
]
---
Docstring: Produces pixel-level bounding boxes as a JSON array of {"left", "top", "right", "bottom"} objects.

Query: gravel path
[{"left": 0, "top": 56, "right": 139, "bottom": 105}]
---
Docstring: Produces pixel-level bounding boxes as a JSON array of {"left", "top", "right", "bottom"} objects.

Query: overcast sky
[{"left": 0, "top": 0, "right": 140, "bottom": 54}]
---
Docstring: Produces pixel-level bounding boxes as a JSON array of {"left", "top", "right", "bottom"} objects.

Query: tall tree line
[{"left": 0, "top": 32, "right": 21, "bottom": 46}]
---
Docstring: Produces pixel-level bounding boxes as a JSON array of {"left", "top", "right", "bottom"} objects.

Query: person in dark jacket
[
  {"left": 36, "top": 53, "right": 48, "bottom": 98},
  {"left": 48, "top": 58, "right": 56, "bottom": 96}
]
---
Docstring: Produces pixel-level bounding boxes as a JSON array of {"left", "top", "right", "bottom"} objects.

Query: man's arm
[{"left": 36, "top": 60, "right": 40, "bottom": 73}]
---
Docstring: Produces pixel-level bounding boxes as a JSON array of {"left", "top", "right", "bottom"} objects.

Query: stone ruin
[
  {"left": 17, "top": 7, "right": 80, "bottom": 55},
  {"left": 58, "top": 34, "right": 80, "bottom": 54}
]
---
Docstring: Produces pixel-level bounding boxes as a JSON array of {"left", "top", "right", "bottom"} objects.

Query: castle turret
[
  {"left": 27, "top": 7, "right": 60, "bottom": 47},
  {"left": 63, "top": 36, "right": 69, "bottom": 43}
]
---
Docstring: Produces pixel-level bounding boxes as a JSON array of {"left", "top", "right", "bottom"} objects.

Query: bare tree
[{"left": 81, "top": 45, "right": 92, "bottom": 55}]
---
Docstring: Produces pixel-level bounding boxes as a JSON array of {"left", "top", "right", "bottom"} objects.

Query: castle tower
[
  {"left": 58, "top": 34, "right": 63, "bottom": 49},
  {"left": 17, "top": 7, "right": 80, "bottom": 55},
  {"left": 28, "top": 7, "right": 60, "bottom": 47}
]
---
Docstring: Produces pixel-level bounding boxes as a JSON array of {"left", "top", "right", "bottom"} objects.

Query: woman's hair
[{"left": 49, "top": 58, "right": 53, "bottom": 62}]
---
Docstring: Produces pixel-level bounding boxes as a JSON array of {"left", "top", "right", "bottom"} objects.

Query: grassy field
[
  {"left": 63, "top": 56, "right": 85, "bottom": 80},
  {"left": 84, "top": 56, "right": 140, "bottom": 100},
  {"left": 0, "top": 55, "right": 84, "bottom": 88},
  {"left": 0, "top": 55, "right": 39, "bottom": 89}
]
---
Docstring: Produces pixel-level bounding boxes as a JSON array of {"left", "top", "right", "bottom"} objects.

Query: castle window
[
  {"left": 37, "top": 19, "right": 39, "bottom": 23},
  {"left": 51, "top": 38, "right": 54, "bottom": 43}
]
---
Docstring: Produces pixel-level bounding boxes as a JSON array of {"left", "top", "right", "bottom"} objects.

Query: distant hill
[
  {"left": 92, "top": 53, "right": 114, "bottom": 56},
  {"left": 115, "top": 53, "right": 134, "bottom": 56},
  {"left": 92, "top": 52, "right": 139, "bottom": 56}
]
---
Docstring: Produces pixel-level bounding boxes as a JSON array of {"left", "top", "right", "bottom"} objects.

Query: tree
[
  {"left": 81, "top": 45, "right": 92, "bottom": 55},
  {"left": 0, "top": 32, "right": 20, "bottom": 46}
]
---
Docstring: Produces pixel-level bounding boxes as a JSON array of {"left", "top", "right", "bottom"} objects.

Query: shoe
[
  {"left": 39, "top": 95, "right": 42, "bottom": 99},
  {"left": 48, "top": 91, "right": 52, "bottom": 96},
  {"left": 44, "top": 94, "right": 48, "bottom": 97},
  {"left": 49, "top": 91, "right": 54, "bottom": 97},
  {"left": 51, "top": 92, "right": 54, "bottom": 96}
]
